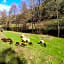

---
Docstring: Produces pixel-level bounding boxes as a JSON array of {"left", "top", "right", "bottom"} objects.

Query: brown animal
[
  {"left": 15, "top": 42, "right": 19, "bottom": 46},
  {"left": 7, "top": 38, "right": 12, "bottom": 42},
  {"left": 26, "top": 40, "right": 28, "bottom": 43},
  {"left": 1, "top": 38, "right": 13, "bottom": 44},
  {"left": 29, "top": 42, "right": 32, "bottom": 45},
  {"left": 9, "top": 41, "right": 12, "bottom": 44},
  {"left": 9, "top": 40, "right": 13, "bottom": 44},
  {"left": 22, "top": 40, "right": 25, "bottom": 42},
  {"left": 7, "top": 38, "right": 13, "bottom": 44},
  {"left": 21, "top": 43, "right": 27, "bottom": 47},
  {"left": 1, "top": 38, "right": 7, "bottom": 42},
  {"left": 26, "top": 39, "right": 30, "bottom": 43}
]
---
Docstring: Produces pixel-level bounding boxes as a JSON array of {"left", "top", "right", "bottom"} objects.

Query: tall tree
[
  {"left": 10, "top": 3, "right": 17, "bottom": 23},
  {"left": 56, "top": 0, "right": 60, "bottom": 37},
  {"left": 1, "top": 10, "right": 8, "bottom": 28},
  {"left": 19, "top": 1, "right": 30, "bottom": 31},
  {"left": 11, "top": 3, "right": 17, "bottom": 15},
  {"left": 36, "top": 0, "right": 45, "bottom": 33},
  {"left": 10, "top": 3, "right": 18, "bottom": 30},
  {"left": 6, "top": 8, "right": 12, "bottom": 30},
  {"left": 29, "top": 0, "right": 36, "bottom": 33},
  {"left": 60, "top": 0, "right": 64, "bottom": 14},
  {"left": 22, "top": 1, "right": 27, "bottom": 13}
]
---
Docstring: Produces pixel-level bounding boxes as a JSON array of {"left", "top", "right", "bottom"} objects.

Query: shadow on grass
[{"left": 0, "top": 48, "right": 27, "bottom": 64}]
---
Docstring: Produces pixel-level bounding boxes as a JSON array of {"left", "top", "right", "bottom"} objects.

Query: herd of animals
[{"left": 0, "top": 30, "right": 46, "bottom": 47}]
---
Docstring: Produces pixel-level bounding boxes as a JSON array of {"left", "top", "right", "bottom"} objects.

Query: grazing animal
[
  {"left": 22, "top": 38, "right": 26, "bottom": 42},
  {"left": 7, "top": 38, "right": 13, "bottom": 44},
  {"left": 40, "top": 40, "right": 45, "bottom": 44},
  {"left": 43, "top": 43, "right": 46, "bottom": 47},
  {"left": 7, "top": 38, "right": 12, "bottom": 42},
  {"left": 9, "top": 40, "right": 13, "bottom": 44},
  {"left": 21, "top": 43, "right": 27, "bottom": 47},
  {"left": 1, "top": 38, "right": 13, "bottom": 44},
  {"left": 39, "top": 40, "right": 46, "bottom": 47},
  {"left": 1, "top": 38, "right": 7, "bottom": 42},
  {"left": 15, "top": 42, "right": 19, "bottom": 46},
  {"left": 9, "top": 41, "right": 12, "bottom": 44},
  {"left": 29, "top": 42, "right": 32, "bottom": 45},
  {"left": 20, "top": 35, "right": 25, "bottom": 38},
  {"left": 26, "top": 39, "right": 30, "bottom": 43}
]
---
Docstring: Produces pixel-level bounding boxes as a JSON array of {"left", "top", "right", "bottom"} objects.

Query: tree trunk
[
  {"left": 32, "top": 22, "right": 34, "bottom": 33},
  {"left": 56, "top": 0, "right": 60, "bottom": 37},
  {"left": 7, "top": 21, "right": 10, "bottom": 30}
]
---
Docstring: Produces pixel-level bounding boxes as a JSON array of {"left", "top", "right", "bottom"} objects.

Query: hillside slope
[{"left": 0, "top": 31, "right": 64, "bottom": 64}]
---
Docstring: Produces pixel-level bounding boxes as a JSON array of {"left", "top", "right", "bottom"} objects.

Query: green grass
[{"left": 0, "top": 31, "right": 64, "bottom": 64}]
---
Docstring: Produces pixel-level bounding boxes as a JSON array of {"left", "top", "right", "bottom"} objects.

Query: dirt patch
[
  {"left": 15, "top": 47, "right": 24, "bottom": 54},
  {"left": 24, "top": 34, "right": 32, "bottom": 38},
  {"left": 40, "top": 35, "right": 53, "bottom": 40},
  {"left": 0, "top": 32, "right": 6, "bottom": 40},
  {"left": 15, "top": 47, "right": 34, "bottom": 60}
]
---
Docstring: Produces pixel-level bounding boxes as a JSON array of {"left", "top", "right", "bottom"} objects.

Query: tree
[
  {"left": 60, "top": 1, "right": 64, "bottom": 14},
  {"left": 19, "top": 1, "right": 31, "bottom": 31},
  {"left": 45, "top": 0, "right": 57, "bottom": 19},
  {"left": 11, "top": 3, "right": 17, "bottom": 15},
  {"left": 10, "top": 3, "right": 18, "bottom": 30},
  {"left": 6, "top": 8, "right": 12, "bottom": 30},
  {"left": 55, "top": 0, "right": 60, "bottom": 37},
  {"left": 35, "top": 0, "right": 45, "bottom": 33},
  {"left": 0, "top": 10, "right": 8, "bottom": 28},
  {"left": 22, "top": 1, "right": 27, "bottom": 13},
  {"left": 29, "top": 0, "right": 36, "bottom": 33},
  {"left": 10, "top": 3, "right": 17, "bottom": 24}
]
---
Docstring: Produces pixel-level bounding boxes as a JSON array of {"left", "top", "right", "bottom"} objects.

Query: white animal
[
  {"left": 21, "top": 34, "right": 25, "bottom": 38},
  {"left": 22, "top": 37, "right": 26, "bottom": 42},
  {"left": 40, "top": 40, "right": 46, "bottom": 47},
  {"left": 40, "top": 40, "right": 45, "bottom": 44}
]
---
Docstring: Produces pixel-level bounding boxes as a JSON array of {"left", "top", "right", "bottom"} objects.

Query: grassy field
[{"left": 0, "top": 31, "right": 64, "bottom": 64}]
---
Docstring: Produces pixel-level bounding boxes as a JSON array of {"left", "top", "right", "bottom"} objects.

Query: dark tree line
[{"left": 0, "top": 0, "right": 64, "bottom": 34}]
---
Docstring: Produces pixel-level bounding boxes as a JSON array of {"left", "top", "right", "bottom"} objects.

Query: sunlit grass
[{"left": 0, "top": 31, "right": 64, "bottom": 64}]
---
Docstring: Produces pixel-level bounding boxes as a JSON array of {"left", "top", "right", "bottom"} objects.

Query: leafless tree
[
  {"left": 29, "top": 0, "right": 36, "bottom": 33},
  {"left": 19, "top": 1, "right": 29, "bottom": 31},
  {"left": 1, "top": 10, "right": 8, "bottom": 29},
  {"left": 11, "top": 3, "right": 17, "bottom": 15},
  {"left": 6, "top": 8, "right": 12, "bottom": 30},
  {"left": 10, "top": 3, "right": 18, "bottom": 31}
]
